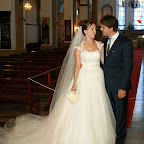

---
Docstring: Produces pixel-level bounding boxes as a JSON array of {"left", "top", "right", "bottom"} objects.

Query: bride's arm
[
  {"left": 71, "top": 48, "right": 81, "bottom": 91},
  {"left": 97, "top": 41, "right": 104, "bottom": 65},
  {"left": 101, "top": 46, "right": 104, "bottom": 65}
]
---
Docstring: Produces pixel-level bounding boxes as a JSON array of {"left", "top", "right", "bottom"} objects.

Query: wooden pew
[
  {"left": 0, "top": 60, "right": 63, "bottom": 66},
  {"left": 0, "top": 65, "right": 18, "bottom": 70},
  {"left": 27, "top": 68, "right": 60, "bottom": 110},
  {"left": 0, "top": 68, "right": 60, "bottom": 111},
  {"left": 0, "top": 78, "right": 40, "bottom": 114},
  {"left": 0, "top": 50, "right": 64, "bottom": 112},
  {"left": 0, "top": 65, "right": 61, "bottom": 72},
  {"left": 21, "top": 51, "right": 67, "bottom": 57},
  {"left": 0, "top": 55, "right": 65, "bottom": 60},
  {"left": 0, "top": 69, "right": 60, "bottom": 79}
]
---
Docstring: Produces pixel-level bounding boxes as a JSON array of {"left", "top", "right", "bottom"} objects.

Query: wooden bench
[
  {"left": 27, "top": 69, "right": 60, "bottom": 110},
  {"left": 0, "top": 68, "right": 60, "bottom": 111},
  {"left": 0, "top": 50, "right": 64, "bottom": 112},
  {"left": 0, "top": 65, "right": 18, "bottom": 70},
  {"left": 0, "top": 58, "right": 64, "bottom": 65},
  {"left": 0, "top": 55, "right": 65, "bottom": 60},
  {"left": 0, "top": 65, "right": 61, "bottom": 74},
  {"left": 0, "top": 69, "right": 60, "bottom": 79},
  {"left": 21, "top": 51, "right": 67, "bottom": 56},
  {"left": 0, "top": 78, "right": 40, "bottom": 114}
]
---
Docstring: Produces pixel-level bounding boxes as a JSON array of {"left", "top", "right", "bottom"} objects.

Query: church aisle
[{"left": 125, "top": 51, "right": 144, "bottom": 144}]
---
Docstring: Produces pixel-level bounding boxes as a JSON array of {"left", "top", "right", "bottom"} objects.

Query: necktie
[{"left": 107, "top": 38, "right": 111, "bottom": 55}]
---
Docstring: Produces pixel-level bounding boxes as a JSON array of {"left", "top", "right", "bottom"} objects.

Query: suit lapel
[
  {"left": 105, "top": 34, "right": 122, "bottom": 59},
  {"left": 104, "top": 38, "right": 108, "bottom": 60}
]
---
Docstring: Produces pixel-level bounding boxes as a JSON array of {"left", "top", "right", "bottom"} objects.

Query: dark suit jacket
[{"left": 103, "top": 34, "right": 133, "bottom": 91}]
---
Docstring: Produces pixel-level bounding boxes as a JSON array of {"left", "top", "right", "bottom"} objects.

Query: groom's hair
[{"left": 100, "top": 15, "right": 118, "bottom": 32}]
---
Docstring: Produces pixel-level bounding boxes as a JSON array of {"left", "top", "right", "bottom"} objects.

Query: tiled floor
[{"left": 125, "top": 52, "right": 144, "bottom": 144}]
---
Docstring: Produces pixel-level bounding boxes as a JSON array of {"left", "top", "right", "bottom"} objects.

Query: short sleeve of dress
[
  {"left": 99, "top": 43, "right": 104, "bottom": 51},
  {"left": 95, "top": 40, "right": 104, "bottom": 51},
  {"left": 75, "top": 46, "right": 82, "bottom": 51}
]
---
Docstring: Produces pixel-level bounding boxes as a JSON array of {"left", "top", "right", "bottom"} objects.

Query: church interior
[{"left": 0, "top": 0, "right": 143, "bottom": 143}]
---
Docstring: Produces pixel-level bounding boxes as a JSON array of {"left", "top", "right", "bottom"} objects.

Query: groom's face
[{"left": 100, "top": 24, "right": 113, "bottom": 37}]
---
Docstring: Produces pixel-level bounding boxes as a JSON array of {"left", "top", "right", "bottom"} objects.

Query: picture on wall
[
  {"left": 41, "top": 17, "right": 50, "bottom": 44},
  {"left": 65, "top": 20, "right": 71, "bottom": 41},
  {"left": 0, "top": 11, "right": 11, "bottom": 49}
]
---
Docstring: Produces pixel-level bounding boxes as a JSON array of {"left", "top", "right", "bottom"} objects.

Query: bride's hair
[{"left": 78, "top": 19, "right": 95, "bottom": 35}]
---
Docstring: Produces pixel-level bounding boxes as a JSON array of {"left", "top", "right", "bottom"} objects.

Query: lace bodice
[{"left": 75, "top": 41, "right": 104, "bottom": 70}]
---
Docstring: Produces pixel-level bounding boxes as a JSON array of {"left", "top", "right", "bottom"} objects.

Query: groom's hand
[{"left": 118, "top": 89, "right": 127, "bottom": 99}]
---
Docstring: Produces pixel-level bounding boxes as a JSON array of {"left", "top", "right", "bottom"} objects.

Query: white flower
[{"left": 67, "top": 90, "right": 80, "bottom": 103}]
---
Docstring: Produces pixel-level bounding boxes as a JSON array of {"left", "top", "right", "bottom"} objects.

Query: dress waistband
[{"left": 80, "top": 65, "right": 100, "bottom": 71}]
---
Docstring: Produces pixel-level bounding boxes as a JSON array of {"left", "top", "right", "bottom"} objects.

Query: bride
[{"left": 0, "top": 20, "right": 116, "bottom": 144}]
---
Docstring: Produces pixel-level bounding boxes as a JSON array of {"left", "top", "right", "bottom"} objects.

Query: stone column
[
  {"left": 15, "top": 0, "right": 25, "bottom": 52},
  {"left": 73, "top": 0, "right": 77, "bottom": 35},
  {"left": 41, "top": 0, "right": 52, "bottom": 49},
  {"left": 64, "top": 0, "right": 73, "bottom": 44},
  {"left": 37, "top": 0, "right": 41, "bottom": 45},
  {"left": 52, "top": 0, "right": 58, "bottom": 47},
  {"left": 92, "top": 0, "right": 97, "bottom": 25},
  {"left": 125, "top": 0, "right": 134, "bottom": 29}
]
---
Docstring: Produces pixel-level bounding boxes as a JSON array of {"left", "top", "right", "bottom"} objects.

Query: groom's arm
[
  {"left": 100, "top": 41, "right": 107, "bottom": 69},
  {"left": 120, "top": 40, "right": 133, "bottom": 91}
]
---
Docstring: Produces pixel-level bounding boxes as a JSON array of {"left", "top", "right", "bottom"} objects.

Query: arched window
[
  {"left": 134, "top": 0, "right": 144, "bottom": 30},
  {"left": 118, "top": 0, "right": 125, "bottom": 30}
]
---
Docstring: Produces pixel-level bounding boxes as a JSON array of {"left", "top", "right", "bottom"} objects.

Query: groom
[{"left": 100, "top": 15, "right": 133, "bottom": 144}]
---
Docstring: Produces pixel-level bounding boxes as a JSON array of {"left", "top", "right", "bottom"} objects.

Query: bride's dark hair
[{"left": 78, "top": 19, "right": 95, "bottom": 35}]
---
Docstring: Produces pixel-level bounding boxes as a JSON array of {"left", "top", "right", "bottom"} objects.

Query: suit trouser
[{"left": 107, "top": 89, "right": 128, "bottom": 144}]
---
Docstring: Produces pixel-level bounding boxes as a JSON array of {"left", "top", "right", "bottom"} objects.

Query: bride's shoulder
[
  {"left": 75, "top": 44, "right": 81, "bottom": 48},
  {"left": 75, "top": 44, "right": 82, "bottom": 51},
  {"left": 95, "top": 40, "right": 104, "bottom": 48},
  {"left": 95, "top": 40, "right": 103, "bottom": 46}
]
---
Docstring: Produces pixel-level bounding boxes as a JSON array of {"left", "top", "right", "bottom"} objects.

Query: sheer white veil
[
  {"left": 49, "top": 26, "right": 84, "bottom": 112},
  {"left": 0, "top": 27, "right": 84, "bottom": 144}
]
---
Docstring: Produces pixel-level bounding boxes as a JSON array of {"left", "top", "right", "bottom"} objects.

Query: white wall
[
  {"left": 64, "top": 0, "right": 73, "bottom": 20},
  {"left": 0, "top": 0, "right": 11, "bottom": 11},
  {"left": 97, "top": 0, "right": 116, "bottom": 25},
  {"left": 25, "top": 0, "right": 38, "bottom": 44},
  {"left": 79, "top": 0, "right": 88, "bottom": 20}
]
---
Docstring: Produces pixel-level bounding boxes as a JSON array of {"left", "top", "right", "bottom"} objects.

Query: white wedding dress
[{"left": 0, "top": 40, "right": 116, "bottom": 144}]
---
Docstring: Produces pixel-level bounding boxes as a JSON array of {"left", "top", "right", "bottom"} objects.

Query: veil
[
  {"left": 0, "top": 26, "right": 84, "bottom": 144},
  {"left": 49, "top": 26, "right": 85, "bottom": 112}
]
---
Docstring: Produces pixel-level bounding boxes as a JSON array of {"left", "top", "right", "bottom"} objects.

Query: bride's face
[{"left": 84, "top": 24, "right": 96, "bottom": 39}]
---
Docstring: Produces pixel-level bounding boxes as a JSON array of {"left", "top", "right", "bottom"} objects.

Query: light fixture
[
  {"left": 24, "top": 0, "right": 32, "bottom": 10},
  {"left": 76, "top": 26, "right": 80, "bottom": 30},
  {"left": 77, "top": 10, "right": 80, "bottom": 15},
  {"left": 128, "top": 0, "right": 140, "bottom": 8}
]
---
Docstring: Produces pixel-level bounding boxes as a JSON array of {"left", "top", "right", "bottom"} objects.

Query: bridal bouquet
[{"left": 67, "top": 90, "right": 80, "bottom": 103}]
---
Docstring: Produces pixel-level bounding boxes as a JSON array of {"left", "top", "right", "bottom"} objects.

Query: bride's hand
[{"left": 71, "top": 84, "right": 77, "bottom": 91}]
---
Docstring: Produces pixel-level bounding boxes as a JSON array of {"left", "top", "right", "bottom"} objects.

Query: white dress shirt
[{"left": 106, "top": 31, "right": 119, "bottom": 56}]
